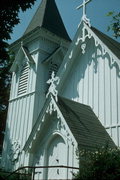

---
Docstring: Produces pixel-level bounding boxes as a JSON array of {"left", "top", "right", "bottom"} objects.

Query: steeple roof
[{"left": 24, "top": 0, "right": 71, "bottom": 41}]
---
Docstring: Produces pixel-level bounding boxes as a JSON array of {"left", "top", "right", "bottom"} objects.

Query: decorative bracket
[
  {"left": 46, "top": 71, "right": 60, "bottom": 102},
  {"left": 9, "top": 140, "right": 21, "bottom": 162}
]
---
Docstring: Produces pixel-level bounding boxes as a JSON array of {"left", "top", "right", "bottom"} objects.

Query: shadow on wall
[
  {"left": 61, "top": 36, "right": 120, "bottom": 100},
  {"left": 1, "top": 122, "right": 20, "bottom": 172}
]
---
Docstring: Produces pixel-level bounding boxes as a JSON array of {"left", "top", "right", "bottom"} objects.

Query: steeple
[{"left": 24, "top": 0, "right": 71, "bottom": 41}]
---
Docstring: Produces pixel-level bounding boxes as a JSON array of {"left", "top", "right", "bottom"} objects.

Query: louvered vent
[
  {"left": 49, "top": 63, "right": 58, "bottom": 77},
  {"left": 18, "top": 63, "right": 29, "bottom": 96}
]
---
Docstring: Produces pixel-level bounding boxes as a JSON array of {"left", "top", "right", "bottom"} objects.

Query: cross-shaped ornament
[
  {"left": 46, "top": 71, "right": 60, "bottom": 102},
  {"left": 76, "top": 0, "right": 91, "bottom": 26}
]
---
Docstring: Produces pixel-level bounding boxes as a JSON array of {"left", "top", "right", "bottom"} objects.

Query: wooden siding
[
  {"left": 2, "top": 36, "right": 67, "bottom": 171},
  {"left": 62, "top": 38, "right": 120, "bottom": 146}
]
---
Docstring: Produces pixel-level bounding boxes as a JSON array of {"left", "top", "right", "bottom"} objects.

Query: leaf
[
  {"left": 107, "top": 26, "right": 110, "bottom": 32},
  {"left": 106, "top": 11, "right": 114, "bottom": 16}
]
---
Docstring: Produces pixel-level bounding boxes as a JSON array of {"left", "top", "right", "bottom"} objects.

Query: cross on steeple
[{"left": 76, "top": 0, "right": 91, "bottom": 26}]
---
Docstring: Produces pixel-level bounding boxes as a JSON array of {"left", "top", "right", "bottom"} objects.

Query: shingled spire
[{"left": 24, "top": 0, "right": 71, "bottom": 41}]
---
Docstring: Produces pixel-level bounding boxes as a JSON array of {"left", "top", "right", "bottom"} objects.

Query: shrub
[{"left": 74, "top": 146, "right": 120, "bottom": 180}]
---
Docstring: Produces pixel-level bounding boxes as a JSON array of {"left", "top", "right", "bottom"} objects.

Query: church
[{"left": 1, "top": 0, "right": 120, "bottom": 179}]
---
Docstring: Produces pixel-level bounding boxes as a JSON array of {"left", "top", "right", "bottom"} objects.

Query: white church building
[{"left": 1, "top": 0, "right": 120, "bottom": 179}]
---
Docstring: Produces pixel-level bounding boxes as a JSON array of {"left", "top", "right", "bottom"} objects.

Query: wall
[
  {"left": 1, "top": 31, "right": 70, "bottom": 171},
  {"left": 62, "top": 37, "right": 120, "bottom": 146},
  {"left": 31, "top": 112, "right": 78, "bottom": 180}
]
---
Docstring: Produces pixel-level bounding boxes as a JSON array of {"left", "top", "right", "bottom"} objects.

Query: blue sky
[{"left": 9, "top": 0, "right": 120, "bottom": 43}]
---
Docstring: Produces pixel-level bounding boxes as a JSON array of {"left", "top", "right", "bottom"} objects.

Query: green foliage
[
  {"left": 0, "top": 169, "right": 30, "bottom": 180},
  {"left": 7, "top": 174, "right": 30, "bottom": 180},
  {"left": 74, "top": 146, "right": 120, "bottom": 180},
  {"left": 107, "top": 11, "right": 120, "bottom": 38},
  {"left": 0, "top": 0, "right": 36, "bottom": 61}
]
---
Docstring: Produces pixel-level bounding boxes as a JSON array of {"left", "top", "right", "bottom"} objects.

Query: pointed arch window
[{"left": 18, "top": 62, "right": 29, "bottom": 96}]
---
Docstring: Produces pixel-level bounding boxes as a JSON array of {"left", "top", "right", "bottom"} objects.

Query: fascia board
[
  {"left": 10, "top": 47, "right": 23, "bottom": 72},
  {"left": 22, "top": 46, "right": 35, "bottom": 64},
  {"left": 83, "top": 23, "right": 120, "bottom": 66},
  {"left": 10, "top": 45, "right": 35, "bottom": 72}
]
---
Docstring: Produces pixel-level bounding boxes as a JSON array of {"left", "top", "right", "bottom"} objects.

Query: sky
[{"left": 8, "top": 0, "right": 120, "bottom": 44}]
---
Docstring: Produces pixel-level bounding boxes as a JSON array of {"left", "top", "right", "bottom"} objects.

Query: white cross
[{"left": 76, "top": 0, "right": 91, "bottom": 26}]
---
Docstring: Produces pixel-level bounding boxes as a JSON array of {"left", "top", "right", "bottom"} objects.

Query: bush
[
  {"left": 74, "top": 146, "right": 120, "bottom": 180},
  {"left": 0, "top": 169, "right": 30, "bottom": 180}
]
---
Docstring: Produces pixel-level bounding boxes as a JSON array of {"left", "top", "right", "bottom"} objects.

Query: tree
[
  {"left": 0, "top": 0, "right": 36, "bottom": 151},
  {"left": 0, "top": 52, "right": 14, "bottom": 152},
  {"left": 107, "top": 12, "right": 120, "bottom": 39},
  {"left": 74, "top": 146, "right": 120, "bottom": 180},
  {"left": 0, "top": 0, "right": 36, "bottom": 61}
]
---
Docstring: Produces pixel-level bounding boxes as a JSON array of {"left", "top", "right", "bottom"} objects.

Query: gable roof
[
  {"left": 24, "top": 0, "right": 71, "bottom": 41},
  {"left": 57, "top": 22, "right": 120, "bottom": 91},
  {"left": 91, "top": 26, "right": 120, "bottom": 59},
  {"left": 24, "top": 94, "right": 115, "bottom": 152},
  {"left": 10, "top": 45, "right": 35, "bottom": 72},
  {"left": 57, "top": 96, "right": 115, "bottom": 150}
]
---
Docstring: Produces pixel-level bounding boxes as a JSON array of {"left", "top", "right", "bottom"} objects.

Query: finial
[
  {"left": 21, "top": 41, "right": 23, "bottom": 47},
  {"left": 46, "top": 72, "right": 60, "bottom": 102},
  {"left": 76, "top": 0, "right": 91, "bottom": 27}
]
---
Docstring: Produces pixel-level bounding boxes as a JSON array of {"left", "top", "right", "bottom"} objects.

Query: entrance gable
[{"left": 25, "top": 96, "right": 78, "bottom": 180}]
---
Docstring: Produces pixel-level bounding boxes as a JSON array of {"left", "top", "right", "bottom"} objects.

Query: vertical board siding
[
  {"left": 83, "top": 61, "right": 89, "bottom": 105},
  {"left": 15, "top": 98, "right": 23, "bottom": 140},
  {"left": 118, "top": 76, "right": 120, "bottom": 124},
  {"left": 111, "top": 127, "right": 117, "bottom": 145},
  {"left": 2, "top": 36, "right": 66, "bottom": 171},
  {"left": 26, "top": 94, "right": 35, "bottom": 140},
  {"left": 12, "top": 99, "right": 19, "bottom": 141},
  {"left": 118, "top": 127, "right": 120, "bottom": 146},
  {"left": 62, "top": 40, "right": 120, "bottom": 146},
  {"left": 88, "top": 56, "right": 94, "bottom": 109},
  {"left": 98, "top": 55, "right": 105, "bottom": 125},
  {"left": 104, "top": 58, "right": 111, "bottom": 126},
  {"left": 111, "top": 66, "right": 118, "bottom": 126},
  {"left": 93, "top": 54, "right": 99, "bottom": 117},
  {"left": 19, "top": 97, "right": 26, "bottom": 147}
]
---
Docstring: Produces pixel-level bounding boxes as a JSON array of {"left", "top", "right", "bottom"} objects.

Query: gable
[
  {"left": 57, "top": 21, "right": 120, "bottom": 92},
  {"left": 56, "top": 22, "right": 120, "bottom": 146},
  {"left": 91, "top": 27, "right": 120, "bottom": 59},
  {"left": 23, "top": 95, "right": 77, "bottom": 153},
  {"left": 23, "top": 95, "right": 115, "bottom": 153},
  {"left": 10, "top": 45, "right": 35, "bottom": 72}
]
